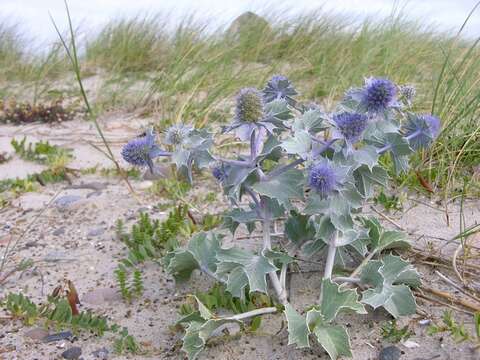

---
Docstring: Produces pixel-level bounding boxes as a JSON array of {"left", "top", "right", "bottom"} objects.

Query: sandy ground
[{"left": 0, "top": 115, "right": 479, "bottom": 360}]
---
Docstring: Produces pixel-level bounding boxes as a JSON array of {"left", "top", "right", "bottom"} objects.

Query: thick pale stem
[
  {"left": 333, "top": 276, "right": 361, "bottom": 284},
  {"left": 226, "top": 306, "right": 278, "bottom": 321},
  {"left": 323, "top": 231, "right": 338, "bottom": 280},
  {"left": 262, "top": 206, "right": 288, "bottom": 305},
  {"left": 280, "top": 263, "right": 288, "bottom": 292}
]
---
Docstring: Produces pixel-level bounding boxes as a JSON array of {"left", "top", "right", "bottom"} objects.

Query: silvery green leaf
[
  {"left": 264, "top": 249, "right": 294, "bottom": 266},
  {"left": 215, "top": 247, "right": 277, "bottom": 294},
  {"left": 256, "top": 135, "right": 282, "bottom": 162},
  {"left": 222, "top": 208, "right": 260, "bottom": 234},
  {"left": 252, "top": 169, "right": 304, "bottom": 210},
  {"left": 392, "top": 153, "right": 410, "bottom": 174},
  {"left": 182, "top": 311, "right": 239, "bottom": 359},
  {"left": 223, "top": 166, "right": 257, "bottom": 202},
  {"left": 216, "top": 263, "right": 248, "bottom": 298},
  {"left": 293, "top": 109, "right": 328, "bottom": 133},
  {"left": 361, "top": 217, "right": 410, "bottom": 252},
  {"left": 312, "top": 323, "right": 352, "bottom": 359},
  {"left": 285, "top": 306, "right": 353, "bottom": 359},
  {"left": 374, "top": 132, "right": 412, "bottom": 156},
  {"left": 165, "top": 232, "right": 222, "bottom": 282},
  {"left": 320, "top": 279, "right": 367, "bottom": 322},
  {"left": 285, "top": 211, "right": 316, "bottom": 248},
  {"left": 360, "top": 254, "right": 420, "bottom": 318},
  {"left": 354, "top": 165, "right": 388, "bottom": 198},
  {"left": 264, "top": 99, "right": 292, "bottom": 128},
  {"left": 281, "top": 129, "right": 312, "bottom": 159},
  {"left": 284, "top": 303, "right": 310, "bottom": 348},
  {"left": 352, "top": 145, "right": 379, "bottom": 170}
]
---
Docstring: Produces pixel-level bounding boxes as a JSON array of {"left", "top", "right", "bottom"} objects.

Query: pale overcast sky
[{"left": 2, "top": 0, "right": 480, "bottom": 44}]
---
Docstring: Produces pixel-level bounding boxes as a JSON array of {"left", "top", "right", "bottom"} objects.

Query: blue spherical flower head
[
  {"left": 235, "top": 88, "right": 265, "bottom": 124},
  {"left": 332, "top": 112, "right": 368, "bottom": 144},
  {"left": 403, "top": 114, "right": 441, "bottom": 150},
  {"left": 308, "top": 161, "right": 337, "bottom": 197},
  {"left": 362, "top": 78, "right": 397, "bottom": 114},
  {"left": 263, "top": 74, "right": 298, "bottom": 105},
  {"left": 121, "top": 128, "right": 168, "bottom": 172}
]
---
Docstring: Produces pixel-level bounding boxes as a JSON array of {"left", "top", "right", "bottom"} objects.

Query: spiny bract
[
  {"left": 403, "top": 114, "right": 441, "bottom": 150},
  {"left": 263, "top": 74, "right": 298, "bottom": 105},
  {"left": 333, "top": 112, "right": 368, "bottom": 144},
  {"left": 362, "top": 77, "right": 397, "bottom": 113},
  {"left": 235, "top": 88, "right": 264, "bottom": 123},
  {"left": 164, "top": 124, "right": 192, "bottom": 146}
]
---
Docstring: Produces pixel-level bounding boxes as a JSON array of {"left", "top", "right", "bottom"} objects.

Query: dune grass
[{"left": 1, "top": 9, "right": 479, "bottom": 196}]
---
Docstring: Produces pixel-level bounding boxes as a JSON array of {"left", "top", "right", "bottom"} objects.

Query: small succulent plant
[{"left": 122, "top": 74, "right": 439, "bottom": 360}]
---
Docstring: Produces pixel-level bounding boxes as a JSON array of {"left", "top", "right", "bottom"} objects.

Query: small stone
[
  {"left": 379, "top": 345, "right": 402, "bottom": 360},
  {"left": 24, "top": 327, "right": 49, "bottom": 341},
  {"left": 82, "top": 288, "right": 122, "bottom": 305},
  {"left": 62, "top": 346, "right": 82, "bottom": 359},
  {"left": 87, "top": 227, "right": 104, "bottom": 237},
  {"left": 53, "top": 227, "right": 66, "bottom": 236},
  {"left": 402, "top": 340, "right": 419, "bottom": 348},
  {"left": 43, "top": 331, "right": 73, "bottom": 343},
  {"left": 92, "top": 347, "right": 109, "bottom": 359},
  {"left": 55, "top": 195, "right": 82, "bottom": 207}
]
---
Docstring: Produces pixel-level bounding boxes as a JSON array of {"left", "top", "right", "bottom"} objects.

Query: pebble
[
  {"left": 43, "top": 331, "right": 73, "bottom": 343},
  {"left": 53, "top": 227, "right": 66, "bottom": 236},
  {"left": 62, "top": 346, "right": 82, "bottom": 359},
  {"left": 24, "top": 327, "right": 49, "bottom": 341},
  {"left": 91, "top": 347, "right": 109, "bottom": 359},
  {"left": 55, "top": 195, "right": 82, "bottom": 207},
  {"left": 379, "top": 345, "right": 402, "bottom": 360},
  {"left": 87, "top": 227, "right": 105, "bottom": 237}
]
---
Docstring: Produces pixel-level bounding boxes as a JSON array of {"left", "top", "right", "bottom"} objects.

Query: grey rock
[
  {"left": 55, "top": 195, "right": 82, "bottom": 207},
  {"left": 43, "top": 331, "right": 73, "bottom": 343},
  {"left": 53, "top": 227, "right": 66, "bottom": 236},
  {"left": 24, "top": 327, "right": 49, "bottom": 341},
  {"left": 379, "top": 345, "right": 402, "bottom": 360},
  {"left": 62, "top": 346, "right": 82, "bottom": 359},
  {"left": 87, "top": 227, "right": 105, "bottom": 237},
  {"left": 91, "top": 347, "right": 109, "bottom": 359}
]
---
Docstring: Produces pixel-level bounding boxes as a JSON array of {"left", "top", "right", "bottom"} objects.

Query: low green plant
[
  {"left": 381, "top": 320, "right": 413, "bottom": 343},
  {"left": 374, "top": 190, "right": 403, "bottom": 212},
  {"left": 11, "top": 136, "right": 72, "bottom": 166},
  {"left": 2, "top": 292, "right": 140, "bottom": 354},
  {"left": 428, "top": 310, "right": 480, "bottom": 345},
  {"left": 114, "top": 206, "right": 195, "bottom": 301}
]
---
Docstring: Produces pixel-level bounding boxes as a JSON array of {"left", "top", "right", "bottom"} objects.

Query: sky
[{"left": 2, "top": 0, "right": 480, "bottom": 45}]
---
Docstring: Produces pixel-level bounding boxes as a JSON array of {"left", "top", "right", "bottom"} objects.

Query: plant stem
[
  {"left": 51, "top": 1, "right": 137, "bottom": 197},
  {"left": 377, "top": 129, "right": 421, "bottom": 155},
  {"left": 215, "top": 156, "right": 252, "bottom": 167},
  {"left": 261, "top": 202, "right": 288, "bottom": 305},
  {"left": 226, "top": 306, "right": 278, "bottom": 321},
  {"left": 349, "top": 249, "right": 377, "bottom": 279},
  {"left": 323, "top": 231, "right": 338, "bottom": 280},
  {"left": 266, "top": 138, "right": 336, "bottom": 180}
]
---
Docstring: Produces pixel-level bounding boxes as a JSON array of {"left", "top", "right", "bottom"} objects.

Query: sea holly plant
[{"left": 122, "top": 75, "right": 439, "bottom": 359}]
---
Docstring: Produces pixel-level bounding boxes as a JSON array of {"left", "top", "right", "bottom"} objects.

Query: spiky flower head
[
  {"left": 235, "top": 88, "right": 265, "bottom": 123},
  {"left": 403, "top": 114, "right": 441, "bottom": 150},
  {"left": 362, "top": 78, "right": 397, "bottom": 113},
  {"left": 164, "top": 124, "right": 192, "bottom": 146},
  {"left": 121, "top": 128, "right": 166, "bottom": 171},
  {"left": 332, "top": 112, "right": 369, "bottom": 144},
  {"left": 399, "top": 84, "right": 416, "bottom": 104},
  {"left": 263, "top": 74, "right": 298, "bottom": 105},
  {"left": 308, "top": 161, "right": 337, "bottom": 197}
]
